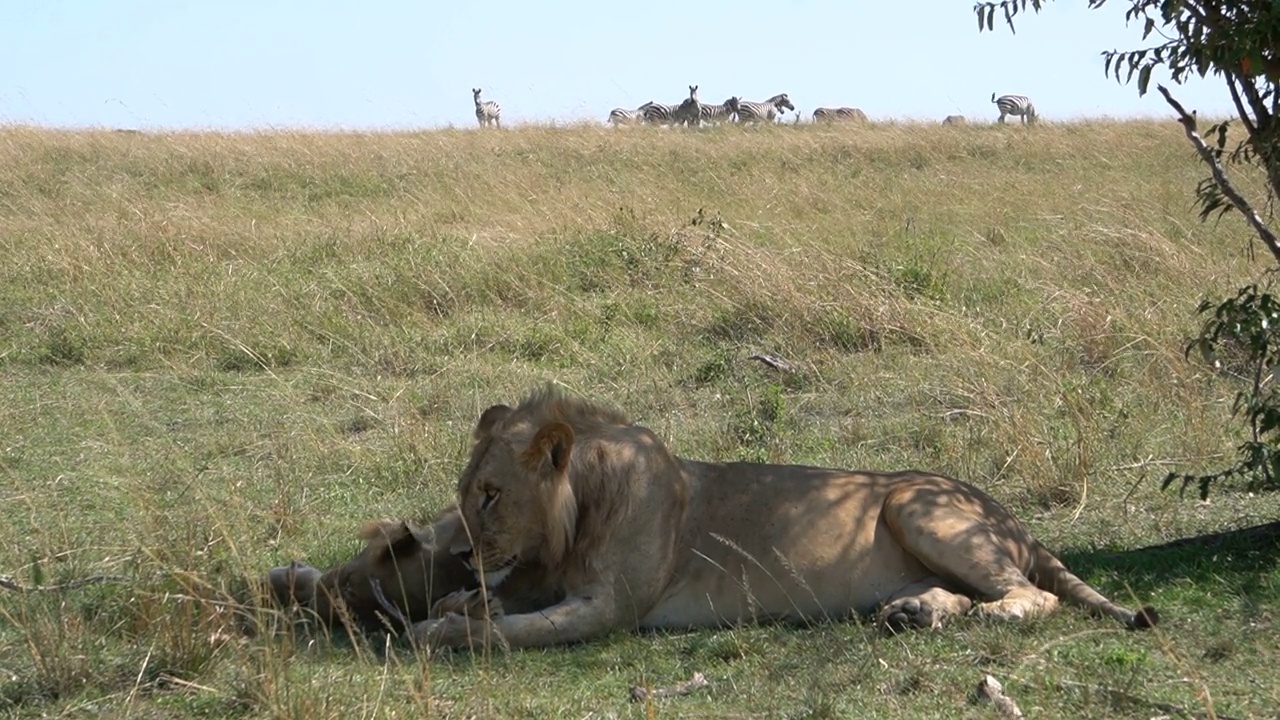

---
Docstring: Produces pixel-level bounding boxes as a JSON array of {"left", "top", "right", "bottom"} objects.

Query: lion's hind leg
[
  {"left": 970, "top": 585, "right": 1059, "bottom": 621},
  {"left": 881, "top": 481, "right": 1061, "bottom": 627}
]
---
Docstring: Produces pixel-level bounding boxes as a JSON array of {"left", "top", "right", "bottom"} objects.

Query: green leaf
[{"left": 1138, "top": 64, "right": 1153, "bottom": 95}]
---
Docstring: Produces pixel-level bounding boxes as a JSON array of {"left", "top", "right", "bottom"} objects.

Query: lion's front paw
[
  {"left": 430, "top": 589, "right": 504, "bottom": 621},
  {"left": 878, "top": 597, "right": 941, "bottom": 633},
  {"left": 412, "top": 613, "right": 507, "bottom": 651}
]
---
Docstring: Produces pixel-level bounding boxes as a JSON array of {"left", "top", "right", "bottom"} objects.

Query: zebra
[
  {"left": 608, "top": 104, "right": 651, "bottom": 126},
  {"left": 699, "top": 96, "right": 739, "bottom": 125},
  {"left": 942, "top": 114, "right": 967, "bottom": 126},
  {"left": 644, "top": 85, "right": 701, "bottom": 127},
  {"left": 674, "top": 85, "right": 702, "bottom": 127},
  {"left": 734, "top": 93, "right": 795, "bottom": 123},
  {"left": 812, "top": 107, "right": 868, "bottom": 123},
  {"left": 640, "top": 101, "right": 679, "bottom": 125},
  {"left": 640, "top": 101, "right": 676, "bottom": 125},
  {"left": 472, "top": 88, "right": 501, "bottom": 128},
  {"left": 992, "top": 93, "right": 1037, "bottom": 124}
]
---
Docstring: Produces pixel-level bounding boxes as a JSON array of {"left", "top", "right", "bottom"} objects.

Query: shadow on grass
[{"left": 1059, "top": 520, "right": 1280, "bottom": 601}]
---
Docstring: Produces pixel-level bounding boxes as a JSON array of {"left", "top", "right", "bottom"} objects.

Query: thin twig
[
  {"left": 155, "top": 674, "right": 220, "bottom": 694},
  {"left": 1054, "top": 678, "right": 1240, "bottom": 720},
  {"left": 629, "top": 672, "right": 710, "bottom": 703},
  {"left": 1107, "top": 455, "right": 1219, "bottom": 473},
  {"left": 747, "top": 353, "right": 796, "bottom": 373},
  {"left": 1157, "top": 84, "right": 1280, "bottom": 264},
  {"left": 0, "top": 574, "right": 133, "bottom": 593}
]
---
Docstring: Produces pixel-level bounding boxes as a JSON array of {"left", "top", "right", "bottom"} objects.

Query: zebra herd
[
  {"left": 469, "top": 87, "right": 1038, "bottom": 128},
  {"left": 605, "top": 86, "right": 800, "bottom": 127},
  {"left": 605, "top": 86, "right": 799, "bottom": 127}
]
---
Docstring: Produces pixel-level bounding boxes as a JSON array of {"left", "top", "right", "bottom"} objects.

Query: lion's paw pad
[{"left": 879, "top": 598, "right": 938, "bottom": 632}]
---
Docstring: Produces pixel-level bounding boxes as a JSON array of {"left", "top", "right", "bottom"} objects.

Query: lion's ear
[
  {"left": 473, "top": 404, "right": 513, "bottom": 441},
  {"left": 357, "top": 519, "right": 406, "bottom": 541},
  {"left": 522, "top": 421, "right": 574, "bottom": 475},
  {"left": 358, "top": 519, "right": 420, "bottom": 560}
]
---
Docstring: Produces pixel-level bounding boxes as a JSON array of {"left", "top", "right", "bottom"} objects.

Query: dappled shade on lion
[{"left": 264, "top": 385, "right": 1157, "bottom": 649}]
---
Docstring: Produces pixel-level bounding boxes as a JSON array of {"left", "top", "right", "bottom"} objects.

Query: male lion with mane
[{"left": 267, "top": 385, "right": 1156, "bottom": 648}]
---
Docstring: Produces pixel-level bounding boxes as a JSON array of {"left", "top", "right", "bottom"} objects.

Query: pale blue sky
[{"left": 0, "top": 1, "right": 1237, "bottom": 130}]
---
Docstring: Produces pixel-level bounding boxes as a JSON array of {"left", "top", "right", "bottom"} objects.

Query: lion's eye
[{"left": 480, "top": 487, "right": 500, "bottom": 511}]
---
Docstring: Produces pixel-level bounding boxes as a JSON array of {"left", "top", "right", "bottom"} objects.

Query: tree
[{"left": 975, "top": 0, "right": 1280, "bottom": 497}]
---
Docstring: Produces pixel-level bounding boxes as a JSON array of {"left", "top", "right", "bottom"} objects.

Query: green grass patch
[{"left": 0, "top": 120, "right": 1277, "bottom": 717}]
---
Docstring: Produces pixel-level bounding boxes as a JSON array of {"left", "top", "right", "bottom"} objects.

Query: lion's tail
[{"left": 1031, "top": 543, "right": 1159, "bottom": 629}]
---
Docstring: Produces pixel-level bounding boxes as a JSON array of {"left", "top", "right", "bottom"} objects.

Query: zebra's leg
[{"left": 495, "top": 116, "right": 502, "bottom": 129}]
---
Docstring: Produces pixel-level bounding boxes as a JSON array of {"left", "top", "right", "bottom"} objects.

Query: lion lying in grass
[{"left": 267, "top": 385, "right": 1156, "bottom": 648}]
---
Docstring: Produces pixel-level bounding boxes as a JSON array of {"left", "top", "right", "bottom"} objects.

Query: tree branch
[
  {"left": 1227, "top": 76, "right": 1258, "bottom": 137},
  {"left": 1235, "top": 72, "right": 1272, "bottom": 132},
  {"left": 1158, "top": 84, "right": 1280, "bottom": 264}
]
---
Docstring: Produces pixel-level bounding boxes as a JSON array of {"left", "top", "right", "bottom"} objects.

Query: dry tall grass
[{"left": 1, "top": 120, "right": 1277, "bottom": 718}]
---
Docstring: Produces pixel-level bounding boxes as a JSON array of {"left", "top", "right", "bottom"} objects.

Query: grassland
[{"left": 0, "top": 119, "right": 1278, "bottom": 719}]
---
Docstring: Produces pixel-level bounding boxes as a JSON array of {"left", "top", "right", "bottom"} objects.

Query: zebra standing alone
[
  {"left": 734, "top": 93, "right": 795, "bottom": 123},
  {"left": 812, "top": 107, "right": 868, "bottom": 123},
  {"left": 991, "top": 93, "right": 1037, "bottom": 124},
  {"left": 472, "top": 88, "right": 501, "bottom": 128}
]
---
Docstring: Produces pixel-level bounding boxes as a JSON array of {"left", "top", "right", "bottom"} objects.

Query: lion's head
[
  {"left": 452, "top": 385, "right": 637, "bottom": 588},
  {"left": 263, "top": 517, "right": 476, "bottom": 634}
]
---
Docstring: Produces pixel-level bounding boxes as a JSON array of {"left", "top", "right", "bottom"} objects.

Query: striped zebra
[
  {"left": 699, "top": 96, "right": 739, "bottom": 125},
  {"left": 734, "top": 93, "right": 795, "bottom": 123},
  {"left": 644, "top": 85, "right": 701, "bottom": 127},
  {"left": 942, "top": 115, "right": 967, "bottom": 126},
  {"left": 640, "top": 101, "right": 679, "bottom": 125},
  {"left": 812, "top": 107, "right": 868, "bottom": 123},
  {"left": 608, "top": 104, "right": 651, "bottom": 126},
  {"left": 674, "top": 85, "right": 702, "bottom": 127},
  {"left": 992, "top": 93, "right": 1037, "bottom": 124},
  {"left": 472, "top": 88, "right": 501, "bottom": 128}
]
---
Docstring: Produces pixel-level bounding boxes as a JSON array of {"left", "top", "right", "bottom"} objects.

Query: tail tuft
[{"left": 1130, "top": 605, "right": 1160, "bottom": 630}]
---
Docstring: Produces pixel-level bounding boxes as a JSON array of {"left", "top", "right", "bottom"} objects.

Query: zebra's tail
[{"left": 990, "top": 92, "right": 997, "bottom": 104}]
